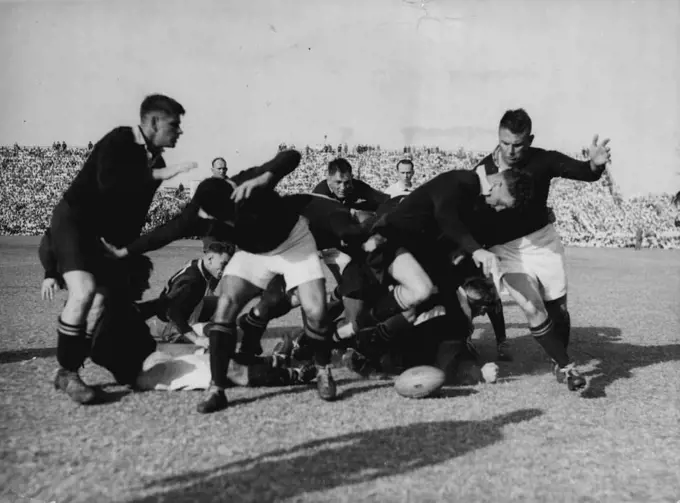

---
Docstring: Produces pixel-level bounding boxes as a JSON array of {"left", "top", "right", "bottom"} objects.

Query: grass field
[{"left": 1, "top": 236, "right": 679, "bottom": 503}]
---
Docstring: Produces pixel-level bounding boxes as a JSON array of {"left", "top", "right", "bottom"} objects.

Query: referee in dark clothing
[{"left": 48, "top": 94, "right": 195, "bottom": 404}]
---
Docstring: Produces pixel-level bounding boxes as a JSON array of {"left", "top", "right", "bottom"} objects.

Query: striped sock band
[{"left": 58, "top": 318, "right": 84, "bottom": 337}]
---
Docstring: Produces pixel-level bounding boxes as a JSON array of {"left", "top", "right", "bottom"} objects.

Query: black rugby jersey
[{"left": 477, "top": 146, "right": 605, "bottom": 246}]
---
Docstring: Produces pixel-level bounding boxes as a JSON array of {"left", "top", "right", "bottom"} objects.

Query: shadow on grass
[
  {"left": 474, "top": 324, "right": 680, "bottom": 399},
  {"left": 129, "top": 408, "right": 542, "bottom": 503},
  {"left": 0, "top": 347, "right": 57, "bottom": 364}
]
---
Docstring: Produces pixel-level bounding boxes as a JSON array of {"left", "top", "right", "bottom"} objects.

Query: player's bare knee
[{"left": 302, "top": 302, "right": 325, "bottom": 327}]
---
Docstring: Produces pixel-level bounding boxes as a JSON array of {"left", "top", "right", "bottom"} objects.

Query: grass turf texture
[{"left": 1, "top": 236, "right": 679, "bottom": 503}]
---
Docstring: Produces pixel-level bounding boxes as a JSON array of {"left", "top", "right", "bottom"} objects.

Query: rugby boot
[
  {"left": 342, "top": 348, "right": 378, "bottom": 378},
  {"left": 270, "top": 333, "right": 295, "bottom": 368},
  {"left": 196, "top": 385, "right": 228, "bottom": 414},
  {"left": 288, "top": 363, "right": 318, "bottom": 385},
  {"left": 316, "top": 365, "right": 337, "bottom": 401},
  {"left": 291, "top": 334, "right": 315, "bottom": 363},
  {"left": 563, "top": 364, "right": 587, "bottom": 391},
  {"left": 54, "top": 368, "right": 96, "bottom": 405}
]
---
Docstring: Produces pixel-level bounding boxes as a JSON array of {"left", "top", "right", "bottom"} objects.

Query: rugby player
[
  {"left": 102, "top": 150, "right": 341, "bottom": 414},
  {"left": 140, "top": 238, "right": 234, "bottom": 347},
  {"left": 312, "top": 157, "right": 389, "bottom": 281},
  {"left": 355, "top": 166, "right": 534, "bottom": 351},
  {"left": 476, "top": 108, "right": 611, "bottom": 391},
  {"left": 46, "top": 94, "right": 194, "bottom": 404}
]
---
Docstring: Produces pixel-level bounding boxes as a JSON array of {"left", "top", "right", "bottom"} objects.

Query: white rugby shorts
[
  {"left": 490, "top": 223, "right": 567, "bottom": 301},
  {"left": 222, "top": 216, "right": 325, "bottom": 290}
]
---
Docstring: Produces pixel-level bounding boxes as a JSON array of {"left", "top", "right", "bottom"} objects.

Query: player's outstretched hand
[
  {"left": 100, "top": 238, "right": 129, "bottom": 259},
  {"left": 471, "top": 249, "right": 500, "bottom": 278},
  {"left": 41, "top": 278, "right": 60, "bottom": 301},
  {"left": 231, "top": 173, "right": 273, "bottom": 203},
  {"left": 588, "top": 134, "right": 611, "bottom": 167}
]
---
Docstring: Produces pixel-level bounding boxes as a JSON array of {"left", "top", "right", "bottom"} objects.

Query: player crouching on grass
[
  {"left": 138, "top": 237, "right": 234, "bottom": 348},
  {"left": 102, "top": 150, "right": 340, "bottom": 414}
]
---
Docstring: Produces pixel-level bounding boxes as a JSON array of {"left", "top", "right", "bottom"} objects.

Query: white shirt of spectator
[{"left": 385, "top": 180, "right": 413, "bottom": 198}]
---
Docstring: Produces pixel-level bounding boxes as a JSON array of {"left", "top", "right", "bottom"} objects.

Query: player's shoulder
[
  {"left": 311, "top": 180, "right": 329, "bottom": 194},
  {"left": 99, "top": 126, "right": 135, "bottom": 145}
]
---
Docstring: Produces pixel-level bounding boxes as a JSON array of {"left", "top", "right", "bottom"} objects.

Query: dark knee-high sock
[
  {"left": 57, "top": 317, "right": 90, "bottom": 372},
  {"left": 531, "top": 318, "right": 570, "bottom": 368},
  {"left": 239, "top": 309, "right": 268, "bottom": 350},
  {"left": 549, "top": 307, "right": 571, "bottom": 350},
  {"left": 208, "top": 322, "right": 237, "bottom": 389},
  {"left": 370, "top": 287, "right": 408, "bottom": 323},
  {"left": 304, "top": 324, "right": 332, "bottom": 367}
]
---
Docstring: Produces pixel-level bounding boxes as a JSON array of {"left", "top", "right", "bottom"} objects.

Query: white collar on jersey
[{"left": 475, "top": 165, "right": 492, "bottom": 196}]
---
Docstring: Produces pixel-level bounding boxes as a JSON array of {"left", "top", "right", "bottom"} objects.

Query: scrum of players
[{"left": 39, "top": 94, "right": 612, "bottom": 413}]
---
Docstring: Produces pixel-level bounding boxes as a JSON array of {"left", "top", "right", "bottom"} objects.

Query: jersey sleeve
[
  {"left": 125, "top": 202, "right": 206, "bottom": 255},
  {"left": 357, "top": 181, "right": 390, "bottom": 210},
  {"left": 433, "top": 186, "right": 482, "bottom": 255},
  {"left": 544, "top": 150, "right": 605, "bottom": 182}
]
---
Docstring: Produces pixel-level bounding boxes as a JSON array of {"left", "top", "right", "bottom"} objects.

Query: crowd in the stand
[{"left": 1, "top": 143, "right": 678, "bottom": 248}]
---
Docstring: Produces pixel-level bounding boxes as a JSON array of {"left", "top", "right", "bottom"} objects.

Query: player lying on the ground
[
  {"left": 138, "top": 237, "right": 234, "bottom": 347},
  {"left": 101, "top": 149, "right": 341, "bottom": 414},
  {"left": 40, "top": 248, "right": 316, "bottom": 393},
  {"left": 45, "top": 94, "right": 198, "bottom": 405},
  {"left": 474, "top": 108, "right": 612, "bottom": 391},
  {"left": 342, "top": 270, "right": 507, "bottom": 379}
]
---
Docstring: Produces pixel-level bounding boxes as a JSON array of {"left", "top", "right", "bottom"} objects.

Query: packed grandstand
[{"left": 1, "top": 143, "right": 678, "bottom": 249}]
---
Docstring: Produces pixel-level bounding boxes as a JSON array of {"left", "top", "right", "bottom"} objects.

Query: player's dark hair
[
  {"left": 211, "top": 157, "right": 227, "bottom": 169},
  {"left": 396, "top": 159, "right": 414, "bottom": 170},
  {"left": 192, "top": 178, "right": 235, "bottom": 221},
  {"left": 501, "top": 168, "right": 534, "bottom": 209},
  {"left": 499, "top": 108, "right": 532, "bottom": 135},
  {"left": 140, "top": 94, "right": 185, "bottom": 119},
  {"left": 672, "top": 191, "right": 680, "bottom": 207},
  {"left": 205, "top": 241, "right": 235, "bottom": 256},
  {"left": 328, "top": 158, "right": 353, "bottom": 176}
]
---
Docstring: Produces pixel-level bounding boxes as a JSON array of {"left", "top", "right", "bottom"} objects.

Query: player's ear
[{"left": 527, "top": 134, "right": 534, "bottom": 146}]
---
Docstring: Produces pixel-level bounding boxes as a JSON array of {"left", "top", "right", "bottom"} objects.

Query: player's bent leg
[
  {"left": 369, "top": 250, "right": 434, "bottom": 323},
  {"left": 197, "top": 275, "right": 262, "bottom": 414},
  {"left": 55, "top": 270, "right": 98, "bottom": 404},
  {"left": 297, "top": 278, "right": 337, "bottom": 401},
  {"left": 238, "top": 275, "right": 290, "bottom": 358},
  {"left": 85, "top": 290, "right": 106, "bottom": 338},
  {"left": 503, "top": 273, "right": 585, "bottom": 391}
]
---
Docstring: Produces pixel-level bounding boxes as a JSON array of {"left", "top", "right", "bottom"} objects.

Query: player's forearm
[
  {"left": 549, "top": 151, "right": 605, "bottom": 182},
  {"left": 126, "top": 205, "right": 199, "bottom": 255},
  {"left": 232, "top": 150, "right": 302, "bottom": 187}
]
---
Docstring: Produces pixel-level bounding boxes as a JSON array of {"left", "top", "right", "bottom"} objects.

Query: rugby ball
[{"left": 394, "top": 365, "right": 446, "bottom": 399}]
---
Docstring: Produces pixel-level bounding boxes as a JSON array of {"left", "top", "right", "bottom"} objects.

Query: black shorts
[{"left": 49, "top": 200, "right": 116, "bottom": 286}]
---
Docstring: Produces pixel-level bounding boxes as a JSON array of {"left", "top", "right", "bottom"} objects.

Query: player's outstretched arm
[
  {"left": 548, "top": 134, "right": 611, "bottom": 182},
  {"left": 151, "top": 162, "right": 199, "bottom": 181},
  {"left": 102, "top": 203, "right": 206, "bottom": 258},
  {"left": 230, "top": 150, "right": 302, "bottom": 202}
]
